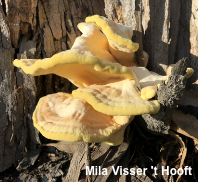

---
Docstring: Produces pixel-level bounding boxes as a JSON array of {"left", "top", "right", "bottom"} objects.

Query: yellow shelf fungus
[
  {"left": 33, "top": 93, "right": 132, "bottom": 145},
  {"left": 13, "top": 15, "right": 168, "bottom": 146},
  {"left": 105, "top": 115, "right": 135, "bottom": 145},
  {"left": 13, "top": 22, "right": 135, "bottom": 88},
  {"left": 85, "top": 15, "right": 139, "bottom": 53},
  {"left": 73, "top": 79, "right": 160, "bottom": 116},
  {"left": 86, "top": 15, "right": 139, "bottom": 67},
  {"left": 13, "top": 49, "right": 134, "bottom": 88},
  {"left": 76, "top": 22, "right": 118, "bottom": 63},
  {"left": 140, "top": 86, "right": 157, "bottom": 100}
]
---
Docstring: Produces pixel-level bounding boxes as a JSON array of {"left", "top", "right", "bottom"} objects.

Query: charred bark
[{"left": 139, "top": 58, "right": 188, "bottom": 135}]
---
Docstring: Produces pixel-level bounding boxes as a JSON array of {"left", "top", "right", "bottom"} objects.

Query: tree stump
[{"left": 0, "top": 0, "right": 198, "bottom": 181}]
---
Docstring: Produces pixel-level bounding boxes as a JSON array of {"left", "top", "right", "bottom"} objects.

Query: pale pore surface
[
  {"left": 130, "top": 66, "right": 167, "bottom": 100},
  {"left": 73, "top": 80, "right": 160, "bottom": 116},
  {"left": 76, "top": 22, "right": 117, "bottom": 63},
  {"left": 85, "top": 15, "right": 139, "bottom": 67},
  {"left": 130, "top": 66, "right": 167, "bottom": 88},
  {"left": 131, "top": 66, "right": 193, "bottom": 100},
  {"left": 33, "top": 93, "right": 124, "bottom": 143}
]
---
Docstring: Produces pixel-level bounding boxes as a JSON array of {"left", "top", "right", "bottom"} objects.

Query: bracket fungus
[
  {"left": 86, "top": 15, "right": 139, "bottom": 67},
  {"left": 13, "top": 15, "right": 168, "bottom": 146},
  {"left": 33, "top": 92, "right": 133, "bottom": 145},
  {"left": 13, "top": 21, "right": 136, "bottom": 88},
  {"left": 76, "top": 22, "right": 118, "bottom": 64},
  {"left": 73, "top": 79, "right": 160, "bottom": 116},
  {"left": 130, "top": 65, "right": 194, "bottom": 101}
]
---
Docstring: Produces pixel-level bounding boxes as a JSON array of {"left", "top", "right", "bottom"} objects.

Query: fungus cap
[
  {"left": 13, "top": 50, "right": 134, "bottom": 88},
  {"left": 75, "top": 22, "right": 118, "bottom": 63},
  {"left": 13, "top": 21, "right": 135, "bottom": 88},
  {"left": 186, "top": 68, "right": 194, "bottom": 78},
  {"left": 33, "top": 92, "right": 132, "bottom": 145},
  {"left": 105, "top": 115, "right": 135, "bottom": 145},
  {"left": 85, "top": 15, "right": 139, "bottom": 53},
  {"left": 140, "top": 86, "right": 157, "bottom": 100},
  {"left": 72, "top": 79, "right": 160, "bottom": 116},
  {"left": 85, "top": 15, "right": 139, "bottom": 67}
]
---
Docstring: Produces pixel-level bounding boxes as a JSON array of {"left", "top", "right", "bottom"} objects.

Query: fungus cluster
[{"left": 14, "top": 15, "right": 179, "bottom": 146}]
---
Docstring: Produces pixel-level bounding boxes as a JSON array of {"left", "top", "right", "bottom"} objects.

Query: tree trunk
[
  {"left": 104, "top": 0, "right": 198, "bottom": 86},
  {"left": 0, "top": 0, "right": 197, "bottom": 177},
  {"left": 0, "top": 0, "right": 105, "bottom": 172}
]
